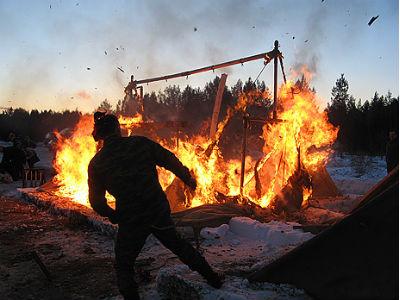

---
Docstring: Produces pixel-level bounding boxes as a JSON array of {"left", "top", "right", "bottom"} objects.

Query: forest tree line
[{"left": 0, "top": 75, "right": 398, "bottom": 155}]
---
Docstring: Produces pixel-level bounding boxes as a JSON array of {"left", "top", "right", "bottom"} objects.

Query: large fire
[
  {"left": 53, "top": 115, "right": 97, "bottom": 205},
  {"left": 242, "top": 80, "right": 338, "bottom": 208},
  {"left": 52, "top": 72, "right": 337, "bottom": 211}
]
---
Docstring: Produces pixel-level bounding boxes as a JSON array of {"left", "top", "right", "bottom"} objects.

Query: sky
[{"left": 0, "top": 0, "right": 398, "bottom": 112}]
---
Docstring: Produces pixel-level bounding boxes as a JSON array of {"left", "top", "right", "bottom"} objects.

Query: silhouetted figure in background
[
  {"left": 88, "top": 112, "right": 223, "bottom": 300},
  {"left": 385, "top": 131, "right": 398, "bottom": 173},
  {"left": 23, "top": 136, "right": 40, "bottom": 168},
  {"left": 0, "top": 138, "right": 26, "bottom": 180}
]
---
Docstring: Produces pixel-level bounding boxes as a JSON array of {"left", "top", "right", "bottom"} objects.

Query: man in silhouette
[
  {"left": 0, "top": 137, "right": 26, "bottom": 180},
  {"left": 88, "top": 112, "right": 222, "bottom": 300}
]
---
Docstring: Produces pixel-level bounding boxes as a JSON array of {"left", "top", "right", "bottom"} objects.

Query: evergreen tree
[{"left": 96, "top": 99, "right": 113, "bottom": 112}]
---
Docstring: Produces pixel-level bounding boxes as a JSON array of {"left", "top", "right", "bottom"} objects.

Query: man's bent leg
[
  {"left": 151, "top": 215, "right": 223, "bottom": 288},
  {"left": 115, "top": 224, "right": 150, "bottom": 300}
]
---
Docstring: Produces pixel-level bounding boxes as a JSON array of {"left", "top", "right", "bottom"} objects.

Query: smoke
[
  {"left": 291, "top": 5, "right": 328, "bottom": 79},
  {"left": 75, "top": 90, "right": 92, "bottom": 100},
  {"left": 135, "top": 0, "right": 274, "bottom": 77}
]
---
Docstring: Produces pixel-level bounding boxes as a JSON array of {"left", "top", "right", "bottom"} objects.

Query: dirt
[{"left": 0, "top": 195, "right": 120, "bottom": 300}]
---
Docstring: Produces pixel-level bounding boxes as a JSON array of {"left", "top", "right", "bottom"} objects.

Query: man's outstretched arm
[
  {"left": 88, "top": 161, "right": 118, "bottom": 223},
  {"left": 147, "top": 138, "right": 196, "bottom": 189}
]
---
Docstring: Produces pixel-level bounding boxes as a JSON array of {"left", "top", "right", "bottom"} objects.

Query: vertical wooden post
[
  {"left": 273, "top": 40, "right": 279, "bottom": 119},
  {"left": 210, "top": 73, "right": 228, "bottom": 139},
  {"left": 239, "top": 114, "right": 249, "bottom": 196},
  {"left": 137, "top": 86, "right": 144, "bottom": 116},
  {"left": 176, "top": 128, "right": 180, "bottom": 150}
]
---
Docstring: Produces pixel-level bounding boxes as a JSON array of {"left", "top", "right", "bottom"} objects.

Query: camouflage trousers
[{"left": 114, "top": 214, "right": 214, "bottom": 300}]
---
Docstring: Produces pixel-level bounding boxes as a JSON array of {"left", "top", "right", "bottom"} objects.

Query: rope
[
  {"left": 278, "top": 56, "right": 287, "bottom": 84},
  {"left": 254, "top": 63, "right": 267, "bottom": 82}
]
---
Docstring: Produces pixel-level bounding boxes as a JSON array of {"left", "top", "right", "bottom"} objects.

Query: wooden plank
[{"left": 210, "top": 73, "right": 228, "bottom": 139}]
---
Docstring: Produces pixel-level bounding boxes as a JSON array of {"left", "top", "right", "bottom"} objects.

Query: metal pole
[
  {"left": 239, "top": 114, "right": 249, "bottom": 196},
  {"left": 273, "top": 40, "right": 279, "bottom": 120}
]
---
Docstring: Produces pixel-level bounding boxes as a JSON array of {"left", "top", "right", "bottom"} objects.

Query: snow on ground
[
  {"left": 157, "top": 264, "right": 311, "bottom": 300},
  {"left": 201, "top": 217, "right": 313, "bottom": 256},
  {"left": 0, "top": 144, "right": 389, "bottom": 299},
  {"left": 199, "top": 217, "right": 314, "bottom": 273},
  {"left": 0, "top": 140, "right": 12, "bottom": 163},
  {"left": 140, "top": 218, "right": 315, "bottom": 299},
  {"left": 326, "top": 154, "right": 387, "bottom": 195}
]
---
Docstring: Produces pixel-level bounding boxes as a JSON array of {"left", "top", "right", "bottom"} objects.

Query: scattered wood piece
[
  {"left": 368, "top": 15, "right": 379, "bottom": 26},
  {"left": 31, "top": 251, "right": 52, "bottom": 282}
]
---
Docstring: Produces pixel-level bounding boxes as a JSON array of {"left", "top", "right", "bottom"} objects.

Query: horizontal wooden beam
[{"left": 127, "top": 46, "right": 281, "bottom": 88}]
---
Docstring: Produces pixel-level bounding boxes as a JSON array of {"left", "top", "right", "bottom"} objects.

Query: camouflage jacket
[{"left": 88, "top": 136, "right": 192, "bottom": 225}]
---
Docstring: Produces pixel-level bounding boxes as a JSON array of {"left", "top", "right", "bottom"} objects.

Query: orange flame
[
  {"left": 52, "top": 70, "right": 337, "bottom": 211},
  {"left": 53, "top": 115, "right": 97, "bottom": 205},
  {"left": 242, "top": 77, "right": 338, "bottom": 208},
  {"left": 118, "top": 113, "right": 143, "bottom": 135}
]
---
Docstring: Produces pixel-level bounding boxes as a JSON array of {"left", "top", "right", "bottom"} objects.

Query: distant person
[
  {"left": 0, "top": 138, "right": 27, "bottom": 180},
  {"left": 0, "top": 170, "right": 13, "bottom": 183},
  {"left": 385, "top": 131, "right": 398, "bottom": 173},
  {"left": 87, "top": 112, "right": 223, "bottom": 300},
  {"left": 23, "top": 136, "right": 40, "bottom": 168},
  {"left": 0, "top": 146, "right": 13, "bottom": 183}
]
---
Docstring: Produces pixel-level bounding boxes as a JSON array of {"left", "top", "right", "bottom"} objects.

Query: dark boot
[
  {"left": 152, "top": 217, "right": 225, "bottom": 289},
  {"left": 195, "top": 263, "right": 224, "bottom": 289},
  {"left": 204, "top": 271, "right": 224, "bottom": 289}
]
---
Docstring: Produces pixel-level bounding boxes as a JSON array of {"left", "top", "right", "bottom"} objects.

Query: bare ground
[{"left": 0, "top": 195, "right": 121, "bottom": 300}]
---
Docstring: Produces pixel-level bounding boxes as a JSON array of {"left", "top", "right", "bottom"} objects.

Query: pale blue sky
[{"left": 0, "top": 0, "right": 398, "bottom": 112}]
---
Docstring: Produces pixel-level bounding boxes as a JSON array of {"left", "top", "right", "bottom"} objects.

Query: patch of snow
[
  {"left": 157, "top": 264, "right": 311, "bottom": 300},
  {"left": 201, "top": 217, "right": 313, "bottom": 249},
  {"left": 200, "top": 223, "right": 230, "bottom": 240},
  {"left": 327, "top": 154, "right": 387, "bottom": 195},
  {"left": 0, "top": 140, "right": 12, "bottom": 147}
]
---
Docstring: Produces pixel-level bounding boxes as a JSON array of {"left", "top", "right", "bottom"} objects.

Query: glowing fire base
[
  {"left": 18, "top": 184, "right": 349, "bottom": 243},
  {"left": 17, "top": 187, "right": 258, "bottom": 239}
]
